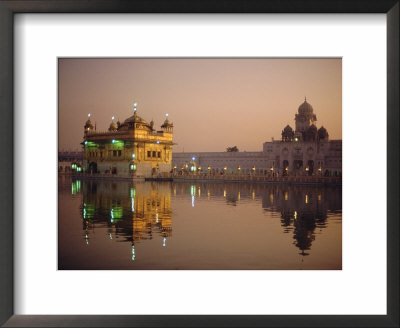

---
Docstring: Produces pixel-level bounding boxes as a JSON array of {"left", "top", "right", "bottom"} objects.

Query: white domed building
[{"left": 172, "top": 98, "right": 341, "bottom": 177}]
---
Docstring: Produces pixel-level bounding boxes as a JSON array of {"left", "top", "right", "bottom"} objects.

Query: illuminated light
[
  {"left": 238, "top": 192, "right": 240, "bottom": 201},
  {"left": 318, "top": 194, "right": 322, "bottom": 201},
  {"left": 285, "top": 167, "right": 288, "bottom": 171},
  {"left": 192, "top": 156, "right": 195, "bottom": 161},
  {"left": 112, "top": 116, "right": 115, "bottom": 120},
  {"left": 84, "top": 141, "right": 87, "bottom": 145},
  {"left": 252, "top": 166, "right": 256, "bottom": 171},
  {"left": 224, "top": 190, "right": 226, "bottom": 197},
  {"left": 190, "top": 185, "right": 195, "bottom": 196},
  {"left": 269, "top": 193, "right": 274, "bottom": 203},
  {"left": 207, "top": 191, "right": 210, "bottom": 199},
  {"left": 131, "top": 245, "right": 136, "bottom": 261},
  {"left": 112, "top": 139, "right": 115, "bottom": 144},
  {"left": 198, "top": 187, "right": 201, "bottom": 197},
  {"left": 252, "top": 191, "right": 255, "bottom": 200},
  {"left": 192, "top": 195, "right": 195, "bottom": 207},
  {"left": 165, "top": 113, "right": 169, "bottom": 117},
  {"left": 85, "top": 233, "right": 89, "bottom": 245},
  {"left": 305, "top": 167, "right": 309, "bottom": 171},
  {"left": 156, "top": 140, "right": 160, "bottom": 144},
  {"left": 224, "top": 166, "right": 227, "bottom": 171},
  {"left": 132, "top": 153, "right": 136, "bottom": 158},
  {"left": 285, "top": 192, "right": 288, "bottom": 201},
  {"left": 238, "top": 166, "right": 241, "bottom": 171},
  {"left": 305, "top": 194, "right": 309, "bottom": 204},
  {"left": 156, "top": 213, "right": 159, "bottom": 223},
  {"left": 109, "top": 233, "right": 113, "bottom": 240},
  {"left": 88, "top": 113, "right": 91, "bottom": 117},
  {"left": 295, "top": 137, "right": 298, "bottom": 141},
  {"left": 163, "top": 237, "right": 167, "bottom": 247},
  {"left": 208, "top": 166, "right": 211, "bottom": 171},
  {"left": 294, "top": 210, "right": 297, "bottom": 219},
  {"left": 131, "top": 197, "right": 134, "bottom": 212}
]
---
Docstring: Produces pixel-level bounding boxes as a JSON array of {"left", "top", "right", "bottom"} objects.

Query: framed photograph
[{"left": 0, "top": 1, "right": 398, "bottom": 327}]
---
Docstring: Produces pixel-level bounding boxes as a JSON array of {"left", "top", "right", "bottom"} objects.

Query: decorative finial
[
  {"left": 305, "top": 96, "right": 307, "bottom": 102},
  {"left": 166, "top": 113, "right": 169, "bottom": 117},
  {"left": 112, "top": 116, "right": 115, "bottom": 121},
  {"left": 88, "top": 113, "right": 91, "bottom": 118},
  {"left": 133, "top": 102, "right": 138, "bottom": 112}
]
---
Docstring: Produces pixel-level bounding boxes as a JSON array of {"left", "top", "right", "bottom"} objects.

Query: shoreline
[{"left": 61, "top": 173, "right": 341, "bottom": 187}]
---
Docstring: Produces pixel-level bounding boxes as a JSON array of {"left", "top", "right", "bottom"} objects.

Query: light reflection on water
[{"left": 58, "top": 176, "right": 342, "bottom": 270}]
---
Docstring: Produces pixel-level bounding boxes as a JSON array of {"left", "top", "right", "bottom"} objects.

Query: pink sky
[{"left": 58, "top": 58, "right": 341, "bottom": 152}]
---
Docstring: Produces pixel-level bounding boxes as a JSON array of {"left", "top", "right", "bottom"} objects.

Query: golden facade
[{"left": 83, "top": 105, "right": 173, "bottom": 177}]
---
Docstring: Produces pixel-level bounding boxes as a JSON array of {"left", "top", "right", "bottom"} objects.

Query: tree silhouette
[{"left": 226, "top": 146, "right": 239, "bottom": 152}]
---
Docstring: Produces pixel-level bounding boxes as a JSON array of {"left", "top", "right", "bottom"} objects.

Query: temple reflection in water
[
  {"left": 77, "top": 179, "right": 341, "bottom": 264},
  {"left": 81, "top": 181, "right": 172, "bottom": 260}
]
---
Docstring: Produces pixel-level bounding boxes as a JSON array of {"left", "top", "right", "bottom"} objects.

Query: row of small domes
[{"left": 84, "top": 110, "right": 173, "bottom": 132}]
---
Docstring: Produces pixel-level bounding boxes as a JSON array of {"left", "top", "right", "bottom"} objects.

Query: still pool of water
[{"left": 58, "top": 176, "right": 342, "bottom": 270}]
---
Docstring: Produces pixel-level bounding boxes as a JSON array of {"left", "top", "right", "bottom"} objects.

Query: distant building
[
  {"left": 58, "top": 151, "right": 83, "bottom": 173},
  {"left": 172, "top": 98, "right": 342, "bottom": 176},
  {"left": 82, "top": 104, "right": 174, "bottom": 177}
]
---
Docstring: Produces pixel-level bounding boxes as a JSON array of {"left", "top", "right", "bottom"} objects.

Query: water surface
[{"left": 58, "top": 176, "right": 342, "bottom": 270}]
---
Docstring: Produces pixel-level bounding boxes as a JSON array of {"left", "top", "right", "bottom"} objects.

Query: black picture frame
[{"left": 0, "top": 1, "right": 398, "bottom": 327}]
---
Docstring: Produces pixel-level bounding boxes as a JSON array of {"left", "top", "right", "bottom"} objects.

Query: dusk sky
[{"left": 58, "top": 58, "right": 341, "bottom": 152}]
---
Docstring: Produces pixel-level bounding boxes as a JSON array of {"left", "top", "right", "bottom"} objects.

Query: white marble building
[{"left": 172, "top": 99, "right": 342, "bottom": 176}]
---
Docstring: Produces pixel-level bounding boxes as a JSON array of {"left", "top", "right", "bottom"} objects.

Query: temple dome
[
  {"left": 84, "top": 119, "right": 94, "bottom": 130},
  {"left": 298, "top": 99, "right": 314, "bottom": 115},
  {"left": 283, "top": 125, "right": 293, "bottom": 133},
  {"left": 281, "top": 124, "right": 294, "bottom": 141},
  {"left": 109, "top": 122, "right": 118, "bottom": 131},
  {"left": 123, "top": 112, "right": 149, "bottom": 125},
  {"left": 318, "top": 126, "right": 329, "bottom": 140},
  {"left": 161, "top": 118, "right": 173, "bottom": 128}
]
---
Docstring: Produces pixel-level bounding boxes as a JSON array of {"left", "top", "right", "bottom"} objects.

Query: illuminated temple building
[
  {"left": 82, "top": 103, "right": 173, "bottom": 177},
  {"left": 172, "top": 98, "right": 342, "bottom": 176}
]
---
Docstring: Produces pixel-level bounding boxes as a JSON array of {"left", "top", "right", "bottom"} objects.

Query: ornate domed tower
[
  {"left": 84, "top": 114, "right": 94, "bottom": 135},
  {"left": 281, "top": 125, "right": 294, "bottom": 142},
  {"left": 295, "top": 98, "right": 317, "bottom": 137},
  {"left": 161, "top": 114, "right": 173, "bottom": 133},
  {"left": 108, "top": 116, "right": 118, "bottom": 132},
  {"left": 317, "top": 126, "right": 329, "bottom": 141}
]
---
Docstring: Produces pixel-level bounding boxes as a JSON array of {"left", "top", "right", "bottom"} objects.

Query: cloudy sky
[{"left": 58, "top": 58, "right": 341, "bottom": 152}]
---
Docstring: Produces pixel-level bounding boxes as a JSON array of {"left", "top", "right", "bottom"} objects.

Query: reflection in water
[
  {"left": 81, "top": 181, "right": 172, "bottom": 256},
  {"left": 58, "top": 176, "right": 341, "bottom": 270}
]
